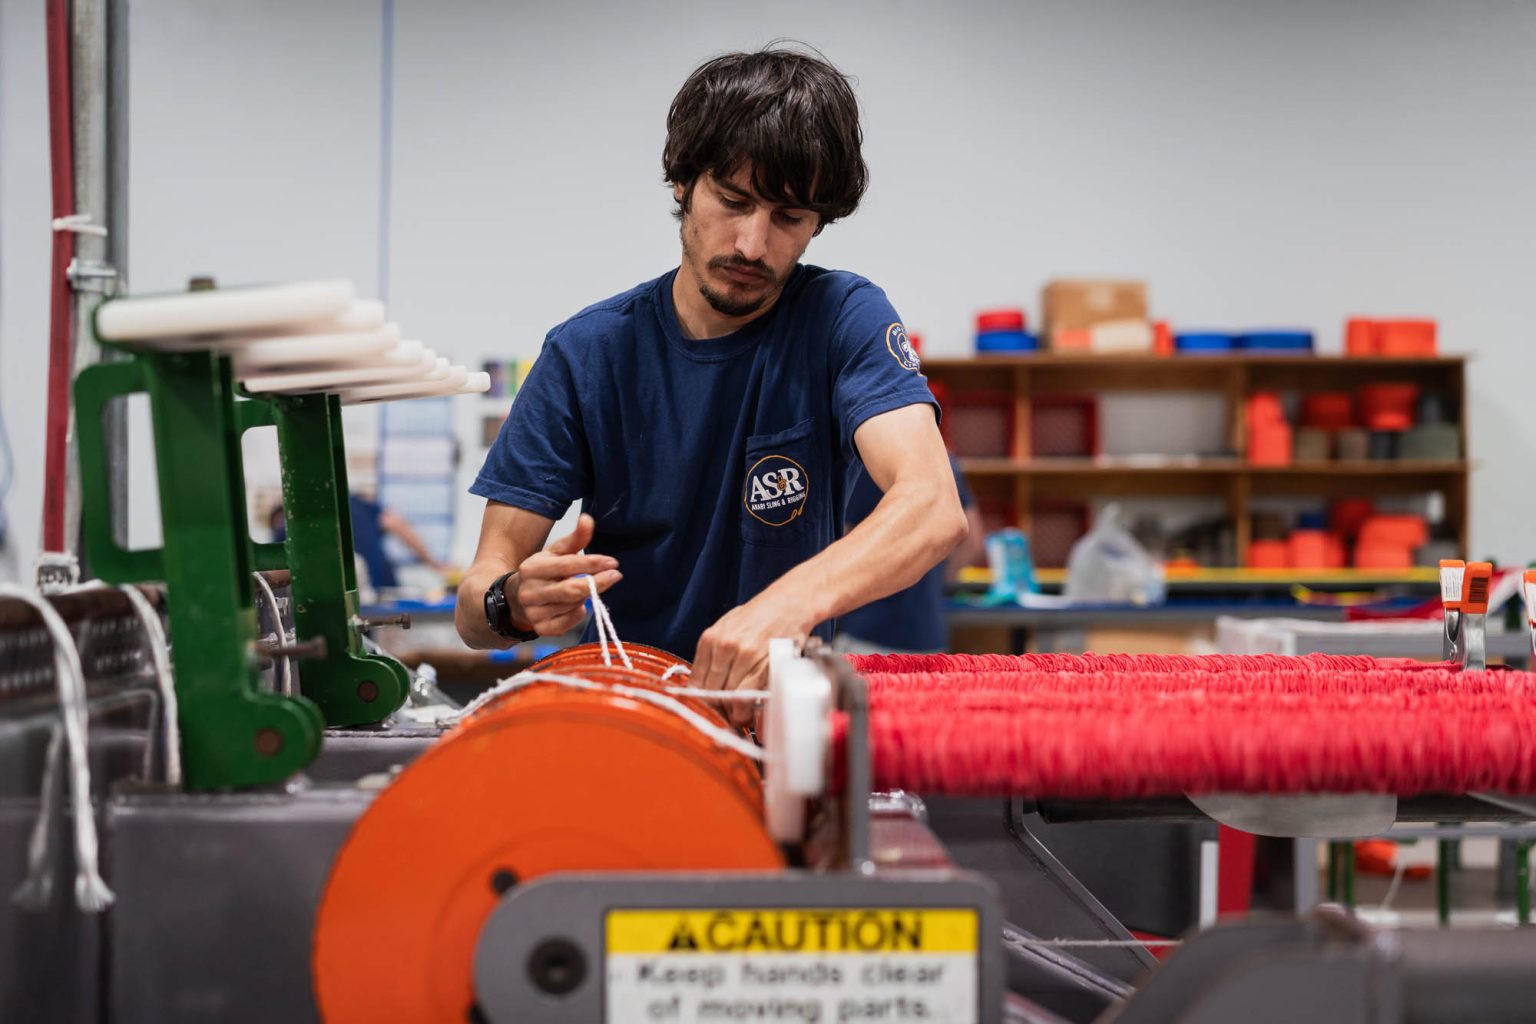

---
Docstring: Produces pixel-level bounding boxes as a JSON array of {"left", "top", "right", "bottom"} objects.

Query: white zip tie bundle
[
  {"left": 51, "top": 213, "right": 108, "bottom": 237},
  {"left": 0, "top": 585, "right": 114, "bottom": 911},
  {"left": 445, "top": 670, "right": 766, "bottom": 763},
  {"left": 585, "top": 573, "right": 632, "bottom": 670}
]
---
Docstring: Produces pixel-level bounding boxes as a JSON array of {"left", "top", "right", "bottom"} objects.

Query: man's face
[{"left": 676, "top": 167, "right": 820, "bottom": 319}]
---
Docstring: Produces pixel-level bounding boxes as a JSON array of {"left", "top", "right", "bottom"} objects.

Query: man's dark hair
[{"left": 664, "top": 45, "right": 867, "bottom": 233}]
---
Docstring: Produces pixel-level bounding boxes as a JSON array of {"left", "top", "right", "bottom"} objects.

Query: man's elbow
[{"left": 924, "top": 489, "right": 969, "bottom": 564}]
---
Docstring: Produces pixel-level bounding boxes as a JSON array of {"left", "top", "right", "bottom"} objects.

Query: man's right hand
[{"left": 514, "top": 513, "right": 622, "bottom": 636}]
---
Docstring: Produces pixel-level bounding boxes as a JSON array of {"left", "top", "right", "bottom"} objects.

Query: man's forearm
[{"left": 756, "top": 476, "right": 967, "bottom": 631}]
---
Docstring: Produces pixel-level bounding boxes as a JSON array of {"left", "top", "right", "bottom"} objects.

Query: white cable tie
[
  {"left": 51, "top": 213, "right": 108, "bottom": 237},
  {"left": 445, "top": 670, "right": 766, "bottom": 762},
  {"left": 0, "top": 585, "right": 115, "bottom": 911}
]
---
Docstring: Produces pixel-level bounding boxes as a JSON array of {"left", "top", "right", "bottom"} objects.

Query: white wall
[{"left": 3, "top": 0, "right": 1535, "bottom": 573}]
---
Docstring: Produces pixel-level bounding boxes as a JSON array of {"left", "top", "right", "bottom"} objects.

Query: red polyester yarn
[{"left": 848, "top": 653, "right": 1536, "bottom": 798}]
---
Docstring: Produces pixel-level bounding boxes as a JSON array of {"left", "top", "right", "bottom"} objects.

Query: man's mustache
[{"left": 708, "top": 255, "right": 774, "bottom": 280}]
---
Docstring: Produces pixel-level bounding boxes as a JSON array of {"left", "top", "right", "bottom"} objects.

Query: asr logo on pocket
[
  {"left": 743, "top": 455, "right": 810, "bottom": 526},
  {"left": 886, "top": 322, "right": 920, "bottom": 371}
]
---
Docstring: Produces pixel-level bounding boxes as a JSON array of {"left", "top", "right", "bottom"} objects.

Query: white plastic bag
[{"left": 1063, "top": 504, "right": 1166, "bottom": 605}]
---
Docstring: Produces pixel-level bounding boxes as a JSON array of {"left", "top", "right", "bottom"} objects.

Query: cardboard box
[{"left": 1042, "top": 279, "right": 1148, "bottom": 348}]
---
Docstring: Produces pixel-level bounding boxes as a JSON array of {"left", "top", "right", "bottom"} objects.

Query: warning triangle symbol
[{"left": 666, "top": 921, "right": 700, "bottom": 951}]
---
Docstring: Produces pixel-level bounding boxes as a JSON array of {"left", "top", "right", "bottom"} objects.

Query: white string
[
  {"left": 12, "top": 726, "right": 65, "bottom": 909},
  {"left": 250, "top": 572, "right": 294, "bottom": 698},
  {"left": 0, "top": 585, "right": 114, "bottom": 911},
  {"left": 445, "top": 669, "right": 766, "bottom": 763},
  {"left": 51, "top": 213, "right": 108, "bottom": 237},
  {"left": 665, "top": 685, "right": 769, "bottom": 704},
  {"left": 584, "top": 572, "right": 632, "bottom": 670},
  {"left": 117, "top": 585, "right": 182, "bottom": 785},
  {"left": 660, "top": 664, "right": 690, "bottom": 682}
]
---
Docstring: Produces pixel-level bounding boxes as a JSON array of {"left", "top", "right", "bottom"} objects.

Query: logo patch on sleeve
[
  {"left": 886, "top": 322, "right": 920, "bottom": 371},
  {"left": 743, "top": 455, "right": 809, "bottom": 526}
]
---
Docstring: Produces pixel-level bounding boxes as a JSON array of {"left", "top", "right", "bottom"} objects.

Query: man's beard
[{"left": 683, "top": 223, "right": 777, "bottom": 318}]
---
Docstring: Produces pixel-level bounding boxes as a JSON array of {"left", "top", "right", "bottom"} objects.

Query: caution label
[{"left": 606, "top": 908, "right": 978, "bottom": 1023}]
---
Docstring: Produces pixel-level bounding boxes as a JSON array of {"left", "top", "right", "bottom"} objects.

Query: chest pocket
[{"left": 739, "top": 417, "right": 825, "bottom": 549}]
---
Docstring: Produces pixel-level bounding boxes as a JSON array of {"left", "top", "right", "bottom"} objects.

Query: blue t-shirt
[
  {"left": 837, "top": 456, "right": 973, "bottom": 653},
  {"left": 471, "top": 264, "right": 937, "bottom": 659}
]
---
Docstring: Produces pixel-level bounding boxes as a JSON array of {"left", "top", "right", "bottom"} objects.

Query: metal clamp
[{"left": 66, "top": 257, "right": 119, "bottom": 293}]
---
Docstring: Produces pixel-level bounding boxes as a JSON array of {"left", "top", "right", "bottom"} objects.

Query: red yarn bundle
[{"left": 847, "top": 653, "right": 1536, "bottom": 798}]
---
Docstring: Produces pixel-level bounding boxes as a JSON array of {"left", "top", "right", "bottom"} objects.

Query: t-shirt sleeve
[
  {"left": 829, "top": 280, "right": 941, "bottom": 462},
  {"left": 469, "top": 335, "right": 592, "bottom": 520}
]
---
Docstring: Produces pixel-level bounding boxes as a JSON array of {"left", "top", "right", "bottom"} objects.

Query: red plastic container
[
  {"left": 1288, "top": 530, "right": 1331, "bottom": 569},
  {"left": 1375, "top": 319, "right": 1437, "bottom": 356},
  {"left": 1329, "top": 498, "right": 1375, "bottom": 539},
  {"left": 1358, "top": 382, "right": 1419, "bottom": 432},
  {"left": 1300, "top": 392, "right": 1353, "bottom": 431},
  {"left": 1248, "top": 539, "right": 1290, "bottom": 569},
  {"left": 1345, "top": 318, "right": 1377, "bottom": 356},
  {"left": 975, "top": 308, "right": 1027, "bottom": 333}
]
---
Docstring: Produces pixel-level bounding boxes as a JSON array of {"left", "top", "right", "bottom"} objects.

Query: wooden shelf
[{"left": 927, "top": 352, "right": 1471, "bottom": 566}]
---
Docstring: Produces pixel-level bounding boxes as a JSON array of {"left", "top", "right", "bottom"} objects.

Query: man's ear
[{"left": 672, "top": 181, "right": 685, "bottom": 204}]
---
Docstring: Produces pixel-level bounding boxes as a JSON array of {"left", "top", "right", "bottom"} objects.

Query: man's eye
[
  {"left": 776, "top": 211, "right": 805, "bottom": 226},
  {"left": 720, "top": 196, "right": 748, "bottom": 210}
]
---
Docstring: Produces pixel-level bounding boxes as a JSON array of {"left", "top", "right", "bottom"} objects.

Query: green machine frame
[{"left": 76, "top": 303, "right": 412, "bottom": 790}]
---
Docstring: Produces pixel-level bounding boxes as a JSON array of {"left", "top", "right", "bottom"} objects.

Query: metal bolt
[
  {"left": 253, "top": 727, "right": 283, "bottom": 757},
  {"left": 357, "top": 680, "right": 380, "bottom": 703},
  {"left": 526, "top": 938, "right": 586, "bottom": 996},
  {"left": 489, "top": 868, "right": 518, "bottom": 895}
]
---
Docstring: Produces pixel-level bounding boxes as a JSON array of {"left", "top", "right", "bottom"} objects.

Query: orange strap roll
[{"left": 313, "top": 650, "right": 781, "bottom": 1023}]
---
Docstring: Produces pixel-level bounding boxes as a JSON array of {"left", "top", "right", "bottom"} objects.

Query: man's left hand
[{"left": 693, "top": 593, "right": 811, "bottom": 726}]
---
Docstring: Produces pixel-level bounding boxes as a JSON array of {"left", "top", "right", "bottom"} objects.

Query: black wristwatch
[{"left": 484, "top": 570, "right": 539, "bottom": 643}]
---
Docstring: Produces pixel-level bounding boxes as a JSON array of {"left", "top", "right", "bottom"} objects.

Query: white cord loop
[
  {"left": 446, "top": 670, "right": 766, "bottom": 763},
  {"left": 0, "top": 585, "right": 115, "bottom": 911},
  {"left": 51, "top": 213, "right": 108, "bottom": 237},
  {"left": 585, "top": 573, "right": 632, "bottom": 670},
  {"left": 116, "top": 584, "right": 182, "bottom": 785}
]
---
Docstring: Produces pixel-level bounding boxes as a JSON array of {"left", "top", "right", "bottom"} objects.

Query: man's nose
[{"left": 734, "top": 209, "right": 770, "bottom": 263}]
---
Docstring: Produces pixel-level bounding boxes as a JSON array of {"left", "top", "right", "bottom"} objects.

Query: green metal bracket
[
  {"left": 76, "top": 346, "right": 324, "bottom": 790},
  {"left": 246, "top": 391, "right": 409, "bottom": 727}
]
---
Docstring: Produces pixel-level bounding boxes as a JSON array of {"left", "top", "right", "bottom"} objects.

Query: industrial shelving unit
[{"left": 923, "top": 353, "right": 1470, "bottom": 573}]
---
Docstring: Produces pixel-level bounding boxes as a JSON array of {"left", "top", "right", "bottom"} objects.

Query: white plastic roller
[
  {"left": 232, "top": 324, "right": 402, "bottom": 371},
  {"left": 240, "top": 343, "right": 438, "bottom": 394},
  {"left": 339, "top": 369, "right": 490, "bottom": 406},
  {"left": 95, "top": 279, "right": 355, "bottom": 341}
]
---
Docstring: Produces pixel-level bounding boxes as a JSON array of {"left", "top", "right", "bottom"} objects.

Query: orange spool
[
  {"left": 529, "top": 640, "right": 689, "bottom": 678},
  {"left": 312, "top": 660, "right": 781, "bottom": 1022}
]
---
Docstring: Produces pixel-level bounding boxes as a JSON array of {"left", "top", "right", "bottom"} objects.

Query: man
[
  {"left": 836, "top": 456, "right": 984, "bottom": 655},
  {"left": 456, "top": 47, "right": 966, "bottom": 703}
]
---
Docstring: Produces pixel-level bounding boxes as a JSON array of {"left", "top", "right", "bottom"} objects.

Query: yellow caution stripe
[{"left": 606, "top": 908, "right": 978, "bottom": 955}]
